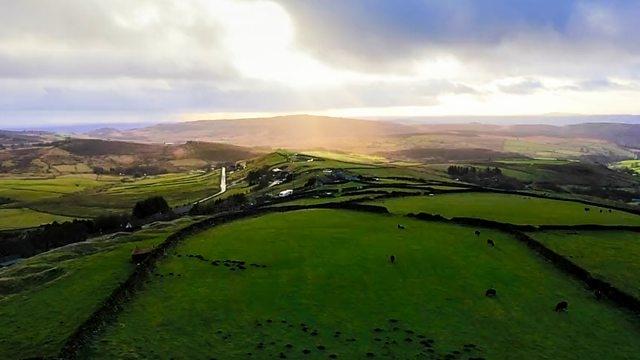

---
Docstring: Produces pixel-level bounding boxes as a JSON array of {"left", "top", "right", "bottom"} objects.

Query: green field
[
  {"left": 86, "top": 210, "right": 640, "bottom": 359},
  {"left": 269, "top": 194, "right": 380, "bottom": 207},
  {"left": 0, "top": 171, "right": 221, "bottom": 223},
  {"left": 0, "top": 208, "right": 75, "bottom": 230},
  {"left": 370, "top": 193, "right": 640, "bottom": 225},
  {"left": 301, "top": 151, "right": 390, "bottom": 165},
  {"left": 612, "top": 159, "right": 640, "bottom": 174},
  {"left": 0, "top": 174, "right": 114, "bottom": 202},
  {"left": 502, "top": 138, "right": 634, "bottom": 160},
  {"left": 530, "top": 230, "right": 640, "bottom": 299},
  {"left": 92, "top": 171, "right": 221, "bottom": 208},
  {"left": 0, "top": 217, "right": 202, "bottom": 359}
]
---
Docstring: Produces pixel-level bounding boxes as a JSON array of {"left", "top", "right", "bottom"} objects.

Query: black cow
[
  {"left": 485, "top": 288, "right": 497, "bottom": 297},
  {"left": 474, "top": 230, "right": 481, "bottom": 237},
  {"left": 595, "top": 289, "right": 605, "bottom": 300},
  {"left": 487, "top": 239, "right": 495, "bottom": 247},
  {"left": 555, "top": 301, "right": 569, "bottom": 312},
  {"left": 390, "top": 255, "right": 396, "bottom": 264},
  {"left": 397, "top": 224, "right": 405, "bottom": 229}
]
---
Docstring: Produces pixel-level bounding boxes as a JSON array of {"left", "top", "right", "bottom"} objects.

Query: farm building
[{"left": 278, "top": 189, "right": 293, "bottom": 197}]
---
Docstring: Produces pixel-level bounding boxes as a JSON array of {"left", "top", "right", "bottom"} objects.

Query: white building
[{"left": 278, "top": 189, "right": 293, "bottom": 197}]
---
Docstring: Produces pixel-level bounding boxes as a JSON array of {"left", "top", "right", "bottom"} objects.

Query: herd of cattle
[{"left": 393, "top": 224, "right": 570, "bottom": 313}]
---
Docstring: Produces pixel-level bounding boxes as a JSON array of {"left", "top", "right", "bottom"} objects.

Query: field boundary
[
  {"left": 57, "top": 202, "right": 389, "bottom": 358},
  {"left": 444, "top": 187, "right": 640, "bottom": 216},
  {"left": 357, "top": 177, "right": 640, "bottom": 217},
  {"left": 57, "top": 201, "right": 640, "bottom": 358},
  {"left": 409, "top": 212, "right": 640, "bottom": 316}
]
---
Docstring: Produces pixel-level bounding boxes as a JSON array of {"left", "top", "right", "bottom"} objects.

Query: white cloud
[{"left": 0, "top": 0, "right": 639, "bottom": 126}]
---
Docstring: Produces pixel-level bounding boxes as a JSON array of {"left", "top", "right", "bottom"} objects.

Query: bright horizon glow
[{"left": 182, "top": 89, "right": 640, "bottom": 120}]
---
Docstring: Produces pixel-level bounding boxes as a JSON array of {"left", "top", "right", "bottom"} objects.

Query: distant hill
[
  {"left": 475, "top": 123, "right": 640, "bottom": 149},
  {"left": 561, "top": 123, "right": 640, "bottom": 149},
  {"left": 0, "top": 138, "right": 258, "bottom": 175},
  {"left": 0, "top": 130, "right": 58, "bottom": 148},
  {"left": 86, "top": 114, "right": 417, "bottom": 148},
  {"left": 85, "top": 115, "right": 640, "bottom": 151}
]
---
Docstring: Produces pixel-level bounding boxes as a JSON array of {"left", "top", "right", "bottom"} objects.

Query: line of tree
[
  {"left": 246, "top": 166, "right": 292, "bottom": 190},
  {"left": 132, "top": 196, "right": 171, "bottom": 219},
  {"left": 1, "top": 196, "right": 174, "bottom": 259},
  {"left": 246, "top": 166, "right": 271, "bottom": 188},
  {"left": 447, "top": 165, "right": 525, "bottom": 190},
  {"left": 447, "top": 165, "right": 503, "bottom": 177},
  {"left": 0, "top": 213, "right": 130, "bottom": 258},
  {"left": 92, "top": 165, "right": 167, "bottom": 177}
]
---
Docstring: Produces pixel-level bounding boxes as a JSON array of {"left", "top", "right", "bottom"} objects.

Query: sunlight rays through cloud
[{"left": 0, "top": 0, "right": 639, "bottom": 125}]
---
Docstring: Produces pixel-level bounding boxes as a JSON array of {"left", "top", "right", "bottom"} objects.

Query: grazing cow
[
  {"left": 487, "top": 239, "right": 495, "bottom": 247},
  {"left": 555, "top": 301, "right": 569, "bottom": 312},
  {"left": 474, "top": 230, "right": 481, "bottom": 237},
  {"left": 397, "top": 224, "right": 405, "bottom": 229},
  {"left": 390, "top": 255, "right": 396, "bottom": 264},
  {"left": 584, "top": 207, "right": 590, "bottom": 212},
  {"left": 485, "top": 288, "right": 497, "bottom": 297},
  {"left": 595, "top": 289, "right": 604, "bottom": 300}
]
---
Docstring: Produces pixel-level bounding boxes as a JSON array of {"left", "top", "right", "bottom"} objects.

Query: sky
[{"left": 1, "top": 0, "right": 639, "bottom": 127}]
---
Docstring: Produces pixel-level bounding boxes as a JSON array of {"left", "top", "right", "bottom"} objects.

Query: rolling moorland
[{"left": 1, "top": 115, "right": 640, "bottom": 359}]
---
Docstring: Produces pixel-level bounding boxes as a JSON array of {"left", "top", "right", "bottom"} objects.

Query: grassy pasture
[
  {"left": 370, "top": 193, "right": 640, "bottom": 225},
  {"left": 268, "top": 194, "right": 379, "bottom": 207},
  {"left": 87, "top": 210, "right": 640, "bottom": 359},
  {"left": 530, "top": 230, "right": 640, "bottom": 299},
  {"left": 97, "top": 171, "right": 221, "bottom": 206},
  {"left": 496, "top": 158, "right": 572, "bottom": 165},
  {"left": 502, "top": 137, "right": 634, "bottom": 159},
  {"left": 612, "top": 159, "right": 640, "bottom": 174},
  {"left": 344, "top": 187, "right": 426, "bottom": 195},
  {"left": 26, "top": 171, "right": 221, "bottom": 218},
  {"left": 0, "top": 217, "right": 201, "bottom": 359},
  {"left": 351, "top": 166, "right": 449, "bottom": 182},
  {"left": 0, "top": 208, "right": 75, "bottom": 230},
  {"left": 301, "top": 151, "right": 389, "bottom": 165},
  {"left": 0, "top": 174, "right": 113, "bottom": 203}
]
